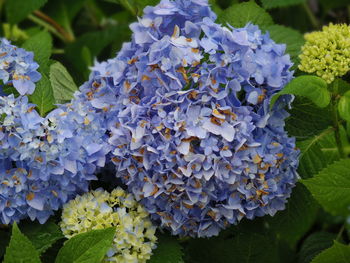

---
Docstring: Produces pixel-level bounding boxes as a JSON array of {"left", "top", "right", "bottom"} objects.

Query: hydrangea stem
[
  {"left": 27, "top": 14, "right": 65, "bottom": 42},
  {"left": 331, "top": 81, "right": 345, "bottom": 158},
  {"left": 336, "top": 224, "right": 345, "bottom": 241},
  {"left": 302, "top": 2, "right": 320, "bottom": 29},
  {"left": 28, "top": 11, "right": 74, "bottom": 43},
  {"left": 33, "top": 10, "right": 75, "bottom": 42}
]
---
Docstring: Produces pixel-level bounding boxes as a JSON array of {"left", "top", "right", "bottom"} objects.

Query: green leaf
[
  {"left": 230, "top": 217, "right": 267, "bottom": 236},
  {"left": 65, "top": 26, "right": 122, "bottom": 82},
  {"left": 318, "top": 127, "right": 350, "bottom": 163},
  {"left": 296, "top": 127, "right": 347, "bottom": 179},
  {"left": 311, "top": 241, "right": 350, "bottom": 263},
  {"left": 2, "top": 85, "right": 19, "bottom": 96},
  {"left": 105, "top": 0, "right": 159, "bottom": 15},
  {"left": 297, "top": 128, "right": 339, "bottom": 179},
  {"left": 187, "top": 232, "right": 278, "bottom": 263},
  {"left": 149, "top": 235, "right": 184, "bottom": 263},
  {"left": 338, "top": 90, "right": 350, "bottom": 122},
  {"left": 3, "top": 223, "right": 41, "bottom": 263},
  {"left": 335, "top": 79, "right": 350, "bottom": 96},
  {"left": 285, "top": 97, "right": 332, "bottom": 139},
  {"left": 208, "top": 0, "right": 222, "bottom": 16},
  {"left": 22, "top": 31, "right": 52, "bottom": 73},
  {"left": 46, "top": 0, "right": 87, "bottom": 28},
  {"left": 319, "top": 0, "right": 350, "bottom": 10},
  {"left": 278, "top": 240, "right": 297, "bottom": 263},
  {"left": 134, "top": 0, "right": 160, "bottom": 15},
  {"left": 266, "top": 183, "right": 318, "bottom": 247},
  {"left": 298, "top": 232, "right": 336, "bottom": 263},
  {"left": 55, "top": 227, "right": 115, "bottom": 263},
  {"left": 6, "top": 0, "right": 48, "bottom": 24},
  {"left": 3, "top": 23, "right": 29, "bottom": 42},
  {"left": 298, "top": 138, "right": 328, "bottom": 179},
  {"left": 50, "top": 62, "right": 78, "bottom": 103},
  {"left": 0, "top": 230, "right": 11, "bottom": 258},
  {"left": 109, "top": 12, "right": 133, "bottom": 56},
  {"left": 261, "top": 0, "right": 305, "bottom": 9},
  {"left": 41, "top": 239, "right": 65, "bottom": 263},
  {"left": 43, "top": 0, "right": 87, "bottom": 43},
  {"left": 265, "top": 25, "right": 304, "bottom": 68},
  {"left": 20, "top": 221, "right": 64, "bottom": 254},
  {"left": 218, "top": 1, "right": 273, "bottom": 28},
  {"left": 226, "top": 233, "right": 278, "bottom": 263},
  {"left": 81, "top": 46, "right": 92, "bottom": 69},
  {"left": 105, "top": 0, "right": 137, "bottom": 15},
  {"left": 58, "top": 0, "right": 87, "bottom": 21},
  {"left": 271, "top": 76, "right": 330, "bottom": 108},
  {"left": 186, "top": 238, "right": 234, "bottom": 263},
  {"left": 30, "top": 74, "right": 55, "bottom": 116},
  {"left": 302, "top": 159, "right": 350, "bottom": 216}
]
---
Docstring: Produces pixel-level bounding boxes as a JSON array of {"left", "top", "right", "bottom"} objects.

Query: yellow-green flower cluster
[
  {"left": 299, "top": 23, "right": 350, "bottom": 83},
  {"left": 60, "top": 188, "right": 157, "bottom": 263}
]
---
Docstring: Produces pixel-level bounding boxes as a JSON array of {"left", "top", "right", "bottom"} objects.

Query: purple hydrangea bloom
[
  {"left": 78, "top": 0, "right": 299, "bottom": 237},
  {"left": 0, "top": 95, "right": 111, "bottom": 224},
  {"left": 0, "top": 39, "right": 41, "bottom": 96}
]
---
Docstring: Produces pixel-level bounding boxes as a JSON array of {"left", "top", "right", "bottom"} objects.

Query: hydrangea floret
[
  {"left": 78, "top": 0, "right": 299, "bottom": 237},
  {"left": 0, "top": 38, "right": 41, "bottom": 95},
  {"left": 299, "top": 23, "right": 350, "bottom": 83},
  {"left": 0, "top": 95, "right": 111, "bottom": 224},
  {"left": 60, "top": 188, "right": 157, "bottom": 263}
]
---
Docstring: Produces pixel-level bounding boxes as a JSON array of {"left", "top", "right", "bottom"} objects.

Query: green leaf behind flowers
[
  {"left": 316, "top": 128, "right": 350, "bottom": 162},
  {"left": 3, "top": 223, "right": 41, "bottom": 263},
  {"left": 261, "top": 0, "right": 305, "bottom": 9},
  {"left": 6, "top": 0, "right": 48, "bottom": 24},
  {"left": 44, "top": 0, "right": 87, "bottom": 40},
  {"left": 298, "top": 232, "right": 336, "bottom": 263},
  {"left": 50, "top": 62, "right": 78, "bottom": 104},
  {"left": 311, "top": 241, "right": 350, "bottom": 263},
  {"left": 271, "top": 76, "right": 330, "bottom": 109},
  {"left": 22, "top": 31, "right": 52, "bottom": 73},
  {"left": 0, "top": 230, "right": 11, "bottom": 258},
  {"left": 186, "top": 232, "right": 279, "bottom": 263},
  {"left": 149, "top": 235, "right": 184, "bottom": 263},
  {"left": 65, "top": 26, "right": 122, "bottom": 82},
  {"left": 20, "top": 220, "right": 64, "bottom": 254},
  {"left": 30, "top": 74, "right": 56, "bottom": 116},
  {"left": 302, "top": 159, "right": 350, "bottom": 216},
  {"left": 318, "top": 0, "right": 350, "bottom": 10},
  {"left": 298, "top": 138, "right": 328, "bottom": 179},
  {"left": 105, "top": 0, "right": 159, "bottom": 16},
  {"left": 218, "top": 1, "right": 273, "bottom": 28},
  {"left": 286, "top": 98, "right": 332, "bottom": 139},
  {"left": 266, "top": 183, "right": 318, "bottom": 247},
  {"left": 338, "top": 90, "right": 350, "bottom": 122},
  {"left": 22, "top": 31, "right": 56, "bottom": 115},
  {"left": 296, "top": 127, "right": 348, "bottom": 179},
  {"left": 55, "top": 227, "right": 115, "bottom": 263}
]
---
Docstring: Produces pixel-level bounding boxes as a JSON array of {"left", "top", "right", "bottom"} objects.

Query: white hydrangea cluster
[{"left": 60, "top": 188, "right": 157, "bottom": 263}]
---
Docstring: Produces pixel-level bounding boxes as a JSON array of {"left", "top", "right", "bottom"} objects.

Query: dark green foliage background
[{"left": 2, "top": 0, "right": 350, "bottom": 262}]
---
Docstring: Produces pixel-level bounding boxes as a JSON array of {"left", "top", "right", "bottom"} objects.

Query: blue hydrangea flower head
[
  {"left": 130, "top": 0, "right": 217, "bottom": 44},
  {"left": 0, "top": 95, "right": 111, "bottom": 224},
  {"left": 0, "top": 39, "right": 41, "bottom": 96},
  {"left": 79, "top": 0, "right": 299, "bottom": 237}
]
